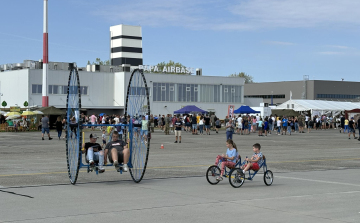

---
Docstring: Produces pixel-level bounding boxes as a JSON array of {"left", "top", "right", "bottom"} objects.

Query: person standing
[
  {"left": 191, "top": 115, "right": 198, "bottom": 135},
  {"left": 225, "top": 119, "right": 235, "bottom": 140},
  {"left": 174, "top": 116, "right": 182, "bottom": 143},
  {"left": 204, "top": 114, "right": 211, "bottom": 135},
  {"left": 215, "top": 118, "right": 220, "bottom": 134},
  {"left": 90, "top": 113, "right": 97, "bottom": 131},
  {"left": 149, "top": 114, "right": 155, "bottom": 133},
  {"left": 164, "top": 114, "right": 170, "bottom": 135},
  {"left": 141, "top": 116, "right": 149, "bottom": 144},
  {"left": 282, "top": 116, "right": 288, "bottom": 135},
  {"left": 55, "top": 116, "right": 63, "bottom": 140},
  {"left": 340, "top": 115, "right": 345, "bottom": 133},
  {"left": 348, "top": 117, "right": 357, "bottom": 140},
  {"left": 198, "top": 115, "right": 204, "bottom": 135},
  {"left": 41, "top": 115, "right": 52, "bottom": 140}
]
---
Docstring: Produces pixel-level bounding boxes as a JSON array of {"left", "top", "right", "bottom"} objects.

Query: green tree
[
  {"left": 23, "top": 101, "right": 28, "bottom": 107},
  {"left": 2, "top": 101, "right": 7, "bottom": 110},
  {"left": 154, "top": 60, "right": 188, "bottom": 75},
  {"left": 229, "top": 72, "right": 254, "bottom": 83},
  {"left": 91, "top": 58, "right": 110, "bottom": 65}
]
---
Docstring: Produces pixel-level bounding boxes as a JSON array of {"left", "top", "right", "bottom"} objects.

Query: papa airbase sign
[{"left": 138, "top": 65, "right": 194, "bottom": 74}]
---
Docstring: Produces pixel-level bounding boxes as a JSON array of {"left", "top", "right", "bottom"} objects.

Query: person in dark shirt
[
  {"left": 191, "top": 115, "right": 197, "bottom": 135},
  {"left": 340, "top": 116, "right": 345, "bottom": 133},
  {"left": 348, "top": 117, "right": 357, "bottom": 140},
  {"left": 204, "top": 115, "right": 211, "bottom": 135},
  {"left": 104, "top": 131, "right": 130, "bottom": 172},
  {"left": 82, "top": 133, "right": 105, "bottom": 173},
  {"left": 174, "top": 116, "right": 182, "bottom": 143}
]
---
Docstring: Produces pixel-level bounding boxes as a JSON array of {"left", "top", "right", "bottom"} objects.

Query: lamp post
[{"left": 271, "top": 91, "right": 273, "bottom": 105}]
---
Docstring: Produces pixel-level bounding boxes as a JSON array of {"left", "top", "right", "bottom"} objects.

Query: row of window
[
  {"left": 317, "top": 94, "right": 360, "bottom": 99},
  {"left": 32, "top": 84, "right": 88, "bottom": 95},
  {"left": 244, "top": 94, "right": 285, "bottom": 99},
  {"left": 153, "top": 83, "right": 242, "bottom": 103}
]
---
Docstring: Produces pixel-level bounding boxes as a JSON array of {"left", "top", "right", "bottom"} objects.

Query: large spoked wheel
[
  {"left": 66, "top": 68, "right": 82, "bottom": 185},
  {"left": 206, "top": 165, "right": 221, "bottom": 185},
  {"left": 229, "top": 168, "right": 245, "bottom": 188},
  {"left": 125, "top": 69, "right": 150, "bottom": 183},
  {"left": 264, "top": 170, "right": 273, "bottom": 186}
]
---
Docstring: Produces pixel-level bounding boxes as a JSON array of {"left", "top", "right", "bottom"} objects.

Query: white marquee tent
[{"left": 276, "top": 100, "right": 360, "bottom": 117}]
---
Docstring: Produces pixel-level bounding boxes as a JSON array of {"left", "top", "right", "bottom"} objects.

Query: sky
[{"left": 1, "top": 0, "right": 360, "bottom": 82}]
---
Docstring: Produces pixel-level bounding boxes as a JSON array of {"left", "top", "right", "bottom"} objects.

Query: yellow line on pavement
[{"left": 0, "top": 158, "right": 359, "bottom": 177}]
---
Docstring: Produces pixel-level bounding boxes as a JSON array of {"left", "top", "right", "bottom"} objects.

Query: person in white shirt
[
  {"left": 114, "top": 115, "right": 120, "bottom": 125},
  {"left": 237, "top": 115, "right": 243, "bottom": 134},
  {"left": 271, "top": 116, "right": 275, "bottom": 131},
  {"left": 277, "top": 119, "right": 281, "bottom": 135},
  {"left": 305, "top": 115, "right": 310, "bottom": 128}
]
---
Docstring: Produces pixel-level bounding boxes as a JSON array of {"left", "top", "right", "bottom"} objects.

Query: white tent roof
[{"left": 276, "top": 100, "right": 360, "bottom": 112}]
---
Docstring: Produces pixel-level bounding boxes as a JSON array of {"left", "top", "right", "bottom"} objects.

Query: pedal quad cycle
[
  {"left": 228, "top": 155, "right": 273, "bottom": 188},
  {"left": 65, "top": 68, "right": 150, "bottom": 185}
]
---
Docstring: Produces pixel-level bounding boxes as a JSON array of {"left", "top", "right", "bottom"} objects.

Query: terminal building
[
  {"left": 0, "top": 61, "right": 258, "bottom": 118},
  {"left": 244, "top": 78, "right": 360, "bottom": 106}
]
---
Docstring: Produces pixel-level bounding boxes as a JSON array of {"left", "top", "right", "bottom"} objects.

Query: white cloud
[
  {"left": 318, "top": 51, "right": 344, "bottom": 55},
  {"left": 93, "top": 0, "right": 360, "bottom": 30},
  {"left": 325, "top": 45, "right": 352, "bottom": 50}
]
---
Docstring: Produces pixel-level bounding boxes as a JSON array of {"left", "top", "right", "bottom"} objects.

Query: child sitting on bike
[
  {"left": 214, "top": 139, "right": 238, "bottom": 181},
  {"left": 239, "top": 143, "right": 263, "bottom": 176}
]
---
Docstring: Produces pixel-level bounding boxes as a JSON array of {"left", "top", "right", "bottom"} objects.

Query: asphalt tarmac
[{"left": 0, "top": 128, "right": 359, "bottom": 222}]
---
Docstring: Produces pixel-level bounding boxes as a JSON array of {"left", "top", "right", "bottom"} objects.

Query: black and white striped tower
[
  {"left": 42, "top": 0, "right": 49, "bottom": 107},
  {"left": 110, "top": 25, "right": 143, "bottom": 67}
]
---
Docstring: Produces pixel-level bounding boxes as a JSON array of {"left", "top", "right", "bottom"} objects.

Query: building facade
[
  {"left": 0, "top": 65, "right": 250, "bottom": 118},
  {"left": 244, "top": 80, "right": 360, "bottom": 105}
]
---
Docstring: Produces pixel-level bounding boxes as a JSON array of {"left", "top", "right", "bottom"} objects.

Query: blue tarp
[
  {"left": 233, "top": 105, "right": 260, "bottom": 114},
  {"left": 173, "top": 105, "right": 208, "bottom": 114}
]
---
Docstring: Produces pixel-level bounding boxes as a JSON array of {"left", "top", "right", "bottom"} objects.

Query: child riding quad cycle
[{"left": 206, "top": 142, "right": 273, "bottom": 188}]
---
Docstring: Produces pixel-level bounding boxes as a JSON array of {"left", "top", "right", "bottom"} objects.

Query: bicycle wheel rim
[
  {"left": 206, "top": 166, "right": 221, "bottom": 185},
  {"left": 125, "top": 69, "right": 150, "bottom": 183},
  {"left": 66, "top": 68, "right": 81, "bottom": 184}
]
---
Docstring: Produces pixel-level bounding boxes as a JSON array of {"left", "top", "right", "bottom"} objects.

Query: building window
[
  {"left": 199, "top": 85, "right": 221, "bottom": 103},
  {"left": 222, "top": 85, "right": 242, "bottom": 103},
  {"left": 178, "top": 84, "right": 198, "bottom": 102},
  {"left": 244, "top": 94, "right": 285, "bottom": 99},
  {"left": 32, "top": 84, "right": 42, "bottom": 94},
  {"left": 317, "top": 94, "right": 360, "bottom": 99},
  {"left": 81, "top": 86, "right": 88, "bottom": 95},
  {"left": 129, "top": 87, "right": 149, "bottom": 96},
  {"left": 153, "top": 83, "right": 174, "bottom": 102}
]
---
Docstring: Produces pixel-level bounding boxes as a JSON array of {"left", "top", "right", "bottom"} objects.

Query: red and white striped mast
[{"left": 42, "top": 0, "right": 49, "bottom": 107}]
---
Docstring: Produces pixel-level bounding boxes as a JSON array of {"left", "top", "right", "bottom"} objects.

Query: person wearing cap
[
  {"left": 82, "top": 133, "right": 105, "bottom": 173},
  {"left": 348, "top": 117, "right": 357, "bottom": 140}
]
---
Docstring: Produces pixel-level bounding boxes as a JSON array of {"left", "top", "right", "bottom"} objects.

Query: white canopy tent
[{"left": 276, "top": 100, "right": 360, "bottom": 117}]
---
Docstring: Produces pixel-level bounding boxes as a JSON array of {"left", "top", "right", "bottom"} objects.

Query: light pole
[{"left": 271, "top": 91, "right": 273, "bottom": 105}]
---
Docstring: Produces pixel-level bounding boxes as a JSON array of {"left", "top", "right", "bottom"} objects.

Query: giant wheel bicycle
[{"left": 65, "top": 68, "right": 150, "bottom": 185}]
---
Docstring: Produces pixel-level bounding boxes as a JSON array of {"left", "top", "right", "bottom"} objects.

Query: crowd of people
[{"left": 35, "top": 112, "right": 360, "bottom": 142}]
